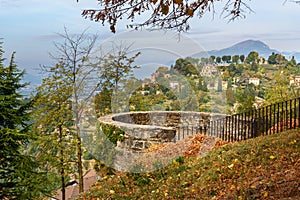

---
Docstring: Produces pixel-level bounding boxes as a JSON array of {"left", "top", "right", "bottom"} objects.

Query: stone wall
[{"left": 99, "top": 111, "right": 226, "bottom": 152}]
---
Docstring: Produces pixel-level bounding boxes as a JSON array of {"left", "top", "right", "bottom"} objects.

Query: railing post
[
  {"left": 266, "top": 106, "right": 269, "bottom": 135},
  {"left": 223, "top": 116, "right": 227, "bottom": 141},
  {"left": 250, "top": 111, "right": 253, "bottom": 139},
  {"left": 210, "top": 120, "right": 214, "bottom": 137},
  {"left": 269, "top": 104, "right": 273, "bottom": 135},
  {"left": 243, "top": 112, "right": 246, "bottom": 140},
  {"left": 281, "top": 102, "right": 284, "bottom": 132},
  {"left": 233, "top": 114, "right": 237, "bottom": 141},
  {"left": 286, "top": 100, "right": 288, "bottom": 131},
  {"left": 276, "top": 102, "right": 279, "bottom": 133},
  {"left": 257, "top": 108, "right": 261, "bottom": 136},
  {"left": 296, "top": 99, "right": 297, "bottom": 128},
  {"left": 298, "top": 98, "right": 300, "bottom": 128},
  {"left": 290, "top": 99, "right": 292, "bottom": 130},
  {"left": 227, "top": 116, "right": 230, "bottom": 141},
  {"left": 272, "top": 103, "right": 276, "bottom": 134}
]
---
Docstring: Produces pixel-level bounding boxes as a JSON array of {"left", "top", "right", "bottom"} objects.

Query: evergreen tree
[
  {"left": 245, "top": 51, "right": 259, "bottom": 64},
  {"left": 232, "top": 55, "right": 240, "bottom": 64},
  {"left": 216, "top": 56, "right": 221, "bottom": 64},
  {"left": 268, "top": 52, "right": 277, "bottom": 65},
  {"left": 209, "top": 55, "right": 215, "bottom": 64},
  {"left": 290, "top": 56, "right": 297, "bottom": 67},
  {"left": 0, "top": 42, "right": 51, "bottom": 199},
  {"left": 239, "top": 54, "right": 245, "bottom": 63}
]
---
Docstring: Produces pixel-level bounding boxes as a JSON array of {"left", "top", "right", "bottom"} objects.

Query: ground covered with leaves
[{"left": 77, "top": 129, "right": 300, "bottom": 200}]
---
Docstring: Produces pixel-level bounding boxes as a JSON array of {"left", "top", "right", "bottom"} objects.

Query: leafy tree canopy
[
  {"left": 81, "top": 1, "right": 300, "bottom": 33},
  {"left": 81, "top": 0, "right": 254, "bottom": 33}
]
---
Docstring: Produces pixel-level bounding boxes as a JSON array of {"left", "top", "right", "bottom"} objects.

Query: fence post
[
  {"left": 253, "top": 110, "right": 257, "bottom": 138},
  {"left": 297, "top": 97, "right": 300, "bottom": 128},
  {"left": 289, "top": 99, "right": 292, "bottom": 130},
  {"left": 277, "top": 103, "right": 280, "bottom": 133},
  {"left": 250, "top": 110, "right": 254, "bottom": 139},
  {"left": 294, "top": 98, "right": 297, "bottom": 129},
  {"left": 272, "top": 103, "right": 275, "bottom": 134},
  {"left": 285, "top": 100, "right": 288, "bottom": 131},
  {"left": 224, "top": 116, "right": 227, "bottom": 141},
  {"left": 298, "top": 98, "right": 300, "bottom": 128},
  {"left": 243, "top": 112, "right": 246, "bottom": 140}
]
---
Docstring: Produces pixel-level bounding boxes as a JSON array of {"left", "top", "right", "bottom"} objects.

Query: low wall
[{"left": 99, "top": 111, "right": 226, "bottom": 152}]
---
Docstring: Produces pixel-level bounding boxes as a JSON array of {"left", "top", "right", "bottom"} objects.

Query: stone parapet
[{"left": 99, "top": 111, "right": 226, "bottom": 151}]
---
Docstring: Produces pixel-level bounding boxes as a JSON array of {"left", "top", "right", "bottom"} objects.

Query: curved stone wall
[{"left": 99, "top": 111, "right": 226, "bottom": 151}]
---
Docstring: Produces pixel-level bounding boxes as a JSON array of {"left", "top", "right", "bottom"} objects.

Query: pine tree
[{"left": 0, "top": 41, "right": 51, "bottom": 199}]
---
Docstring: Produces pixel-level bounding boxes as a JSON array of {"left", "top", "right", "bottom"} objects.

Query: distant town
[{"left": 95, "top": 49, "right": 300, "bottom": 116}]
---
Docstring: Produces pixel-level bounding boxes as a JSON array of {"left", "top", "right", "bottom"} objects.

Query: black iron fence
[
  {"left": 172, "top": 126, "right": 208, "bottom": 142},
  {"left": 173, "top": 97, "right": 300, "bottom": 142}
]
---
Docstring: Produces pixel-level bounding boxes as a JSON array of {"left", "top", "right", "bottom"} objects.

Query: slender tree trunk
[
  {"left": 75, "top": 110, "right": 84, "bottom": 193},
  {"left": 76, "top": 125, "right": 84, "bottom": 193},
  {"left": 73, "top": 70, "right": 84, "bottom": 193},
  {"left": 59, "top": 125, "right": 66, "bottom": 200}
]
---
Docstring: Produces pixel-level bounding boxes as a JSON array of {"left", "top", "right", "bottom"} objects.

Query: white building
[
  {"left": 249, "top": 78, "right": 260, "bottom": 86},
  {"left": 170, "top": 81, "right": 179, "bottom": 89},
  {"left": 201, "top": 65, "right": 218, "bottom": 77},
  {"left": 290, "top": 76, "right": 300, "bottom": 86},
  {"left": 222, "top": 81, "right": 228, "bottom": 90}
]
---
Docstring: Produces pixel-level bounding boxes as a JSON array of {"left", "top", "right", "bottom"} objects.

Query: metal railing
[{"left": 173, "top": 97, "right": 300, "bottom": 142}]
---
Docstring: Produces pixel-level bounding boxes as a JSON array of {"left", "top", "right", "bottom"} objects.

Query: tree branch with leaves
[
  {"left": 47, "top": 28, "right": 100, "bottom": 193},
  {"left": 81, "top": 0, "right": 253, "bottom": 32},
  {"left": 80, "top": 0, "right": 300, "bottom": 33}
]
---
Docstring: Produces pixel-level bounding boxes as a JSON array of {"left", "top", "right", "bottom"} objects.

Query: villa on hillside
[
  {"left": 222, "top": 81, "right": 228, "bottom": 90},
  {"left": 170, "top": 81, "right": 179, "bottom": 89},
  {"left": 151, "top": 72, "right": 159, "bottom": 82},
  {"left": 290, "top": 75, "right": 300, "bottom": 86},
  {"left": 201, "top": 65, "right": 218, "bottom": 77},
  {"left": 249, "top": 78, "right": 260, "bottom": 86}
]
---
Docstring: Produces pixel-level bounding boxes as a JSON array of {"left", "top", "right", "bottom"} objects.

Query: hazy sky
[{"left": 1, "top": 0, "right": 300, "bottom": 77}]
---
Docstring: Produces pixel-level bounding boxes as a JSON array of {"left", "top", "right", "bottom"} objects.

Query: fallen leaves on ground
[{"left": 77, "top": 129, "right": 300, "bottom": 200}]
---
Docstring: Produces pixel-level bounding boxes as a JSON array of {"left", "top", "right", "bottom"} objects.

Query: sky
[{"left": 1, "top": 0, "right": 300, "bottom": 79}]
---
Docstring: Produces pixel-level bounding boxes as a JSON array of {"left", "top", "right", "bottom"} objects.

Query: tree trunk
[
  {"left": 59, "top": 125, "right": 66, "bottom": 200},
  {"left": 76, "top": 118, "right": 84, "bottom": 193}
]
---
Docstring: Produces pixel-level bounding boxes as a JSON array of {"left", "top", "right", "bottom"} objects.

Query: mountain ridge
[
  {"left": 193, "top": 39, "right": 300, "bottom": 62},
  {"left": 24, "top": 39, "right": 300, "bottom": 87}
]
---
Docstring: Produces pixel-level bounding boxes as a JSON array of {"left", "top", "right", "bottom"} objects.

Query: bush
[{"left": 100, "top": 123, "right": 125, "bottom": 146}]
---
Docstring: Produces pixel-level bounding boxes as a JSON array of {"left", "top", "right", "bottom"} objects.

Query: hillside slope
[{"left": 78, "top": 129, "right": 300, "bottom": 200}]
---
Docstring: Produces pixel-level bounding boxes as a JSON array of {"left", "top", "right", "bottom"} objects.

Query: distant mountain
[
  {"left": 209, "top": 40, "right": 278, "bottom": 57},
  {"left": 192, "top": 39, "right": 300, "bottom": 62}
]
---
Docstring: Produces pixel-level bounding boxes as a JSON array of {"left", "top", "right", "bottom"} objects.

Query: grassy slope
[{"left": 78, "top": 129, "right": 300, "bottom": 200}]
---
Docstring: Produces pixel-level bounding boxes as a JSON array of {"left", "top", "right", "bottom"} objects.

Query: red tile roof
[{"left": 52, "top": 169, "right": 98, "bottom": 200}]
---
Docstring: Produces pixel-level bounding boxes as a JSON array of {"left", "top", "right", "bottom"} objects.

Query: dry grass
[{"left": 77, "top": 129, "right": 300, "bottom": 200}]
